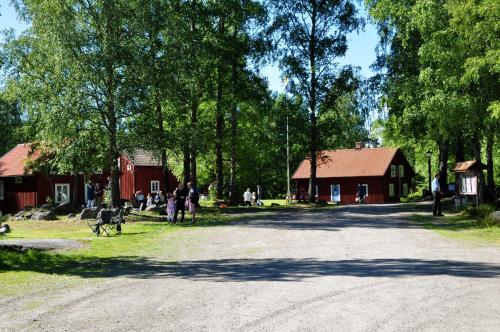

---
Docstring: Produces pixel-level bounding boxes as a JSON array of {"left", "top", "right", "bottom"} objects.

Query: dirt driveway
[{"left": 1, "top": 203, "right": 500, "bottom": 331}]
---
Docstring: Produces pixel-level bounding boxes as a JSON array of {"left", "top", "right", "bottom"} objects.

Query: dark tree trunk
[
  {"left": 190, "top": 98, "right": 198, "bottom": 186},
  {"left": 215, "top": 16, "right": 225, "bottom": 199},
  {"left": 472, "top": 135, "right": 486, "bottom": 202},
  {"left": 72, "top": 173, "right": 79, "bottom": 210},
  {"left": 183, "top": 149, "right": 191, "bottom": 186},
  {"left": 438, "top": 140, "right": 449, "bottom": 192},
  {"left": 308, "top": 1, "right": 318, "bottom": 203},
  {"left": 486, "top": 132, "right": 495, "bottom": 199},
  {"left": 189, "top": 0, "right": 198, "bottom": 187},
  {"left": 455, "top": 134, "right": 465, "bottom": 162},
  {"left": 228, "top": 29, "right": 239, "bottom": 205}
]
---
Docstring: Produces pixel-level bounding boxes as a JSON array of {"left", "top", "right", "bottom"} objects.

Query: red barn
[
  {"left": 292, "top": 143, "right": 414, "bottom": 204},
  {"left": 119, "top": 149, "right": 178, "bottom": 201},
  {"left": 0, "top": 144, "right": 178, "bottom": 213}
]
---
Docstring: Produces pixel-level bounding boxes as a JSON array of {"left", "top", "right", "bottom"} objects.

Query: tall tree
[
  {"left": 8, "top": 0, "right": 144, "bottom": 207},
  {"left": 269, "top": 0, "right": 362, "bottom": 202}
]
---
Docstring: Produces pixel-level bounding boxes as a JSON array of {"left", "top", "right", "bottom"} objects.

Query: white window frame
[
  {"left": 55, "top": 183, "right": 70, "bottom": 204},
  {"left": 315, "top": 185, "right": 319, "bottom": 198},
  {"left": 390, "top": 165, "right": 396, "bottom": 177},
  {"left": 389, "top": 183, "right": 395, "bottom": 197},
  {"left": 0, "top": 180, "right": 4, "bottom": 200},
  {"left": 359, "top": 184, "right": 369, "bottom": 197},
  {"left": 150, "top": 180, "right": 160, "bottom": 193},
  {"left": 399, "top": 165, "right": 404, "bottom": 178},
  {"left": 402, "top": 183, "right": 409, "bottom": 196}
]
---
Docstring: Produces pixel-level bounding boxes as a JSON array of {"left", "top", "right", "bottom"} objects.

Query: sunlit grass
[{"left": 413, "top": 210, "right": 500, "bottom": 246}]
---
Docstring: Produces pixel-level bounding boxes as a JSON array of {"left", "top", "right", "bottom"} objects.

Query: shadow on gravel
[{"left": 2, "top": 253, "right": 500, "bottom": 281}]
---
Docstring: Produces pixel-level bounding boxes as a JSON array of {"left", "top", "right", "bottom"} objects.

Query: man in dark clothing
[
  {"left": 432, "top": 173, "right": 444, "bottom": 216},
  {"left": 86, "top": 181, "right": 95, "bottom": 208},
  {"left": 174, "top": 184, "right": 187, "bottom": 223}
]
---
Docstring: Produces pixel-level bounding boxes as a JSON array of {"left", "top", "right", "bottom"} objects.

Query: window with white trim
[
  {"left": 55, "top": 184, "right": 70, "bottom": 204},
  {"left": 389, "top": 183, "right": 395, "bottom": 197},
  {"left": 0, "top": 180, "right": 4, "bottom": 200},
  {"left": 402, "top": 183, "right": 408, "bottom": 196},
  {"left": 390, "top": 165, "right": 396, "bottom": 177},
  {"left": 151, "top": 180, "right": 160, "bottom": 193},
  {"left": 399, "top": 165, "right": 404, "bottom": 178},
  {"left": 359, "top": 184, "right": 368, "bottom": 197}
]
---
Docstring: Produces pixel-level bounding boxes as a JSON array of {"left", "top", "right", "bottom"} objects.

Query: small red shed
[
  {"left": 292, "top": 144, "right": 414, "bottom": 204},
  {"left": 119, "top": 149, "right": 178, "bottom": 201}
]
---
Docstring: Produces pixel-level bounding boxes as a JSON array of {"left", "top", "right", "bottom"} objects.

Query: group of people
[
  {"left": 86, "top": 180, "right": 106, "bottom": 209},
  {"left": 132, "top": 191, "right": 164, "bottom": 208},
  {"left": 167, "top": 182, "right": 198, "bottom": 223},
  {"left": 243, "top": 188, "right": 263, "bottom": 206},
  {"left": 131, "top": 183, "right": 199, "bottom": 223}
]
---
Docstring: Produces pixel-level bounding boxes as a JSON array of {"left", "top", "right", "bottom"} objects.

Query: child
[{"left": 166, "top": 192, "right": 176, "bottom": 222}]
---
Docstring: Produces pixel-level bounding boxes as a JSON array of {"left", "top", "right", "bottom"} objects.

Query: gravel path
[{"left": 1, "top": 203, "right": 500, "bottom": 331}]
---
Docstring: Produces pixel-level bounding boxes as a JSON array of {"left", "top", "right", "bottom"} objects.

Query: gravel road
[{"left": 1, "top": 203, "right": 499, "bottom": 331}]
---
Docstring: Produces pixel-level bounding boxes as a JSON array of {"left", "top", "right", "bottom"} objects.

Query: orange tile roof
[
  {"left": 292, "top": 147, "right": 399, "bottom": 179},
  {"left": 0, "top": 144, "right": 37, "bottom": 177},
  {"left": 453, "top": 160, "right": 487, "bottom": 172}
]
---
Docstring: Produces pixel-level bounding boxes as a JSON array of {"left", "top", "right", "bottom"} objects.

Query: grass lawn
[
  {"left": 0, "top": 207, "right": 256, "bottom": 297},
  {"left": 413, "top": 207, "right": 500, "bottom": 246},
  {"left": 1, "top": 202, "right": 330, "bottom": 297}
]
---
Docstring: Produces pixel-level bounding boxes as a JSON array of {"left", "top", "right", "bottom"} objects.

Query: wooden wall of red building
[{"left": 1, "top": 176, "right": 37, "bottom": 213}]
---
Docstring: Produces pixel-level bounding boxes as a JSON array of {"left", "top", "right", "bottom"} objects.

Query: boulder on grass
[
  {"left": 53, "top": 202, "right": 71, "bottom": 215},
  {"left": 31, "top": 211, "right": 56, "bottom": 221},
  {"left": 40, "top": 204, "right": 54, "bottom": 210},
  {"left": 145, "top": 205, "right": 164, "bottom": 213},
  {"left": 76, "top": 208, "right": 100, "bottom": 220},
  {"left": 492, "top": 211, "right": 500, "bottom": 223}
]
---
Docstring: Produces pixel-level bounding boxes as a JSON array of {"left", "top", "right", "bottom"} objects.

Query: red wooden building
[
  {"left": 118, "top": 149, "right": 178, "bottom": 201},
  {"left": 292, "top": 143, "right": 414, "bottom": 204},
  {"left": 0, "top": 144, "right": 178, "bottom": 213}
]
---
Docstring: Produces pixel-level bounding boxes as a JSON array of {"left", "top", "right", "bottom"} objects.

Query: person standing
[
  {"left": 432, "top": 173, "right": 444, "bottom": 216},
  {"left": 187, "top": 182, "right": 198, "bottom": 224},
  {"left": 166, "top": 192, "right": 176, "bottom": 222},
  {"left": 243, "top": 188, "right": 252, "bottom": 207},
  {"left": 174, "top": 184, "right": 187, "bottom": 223},
  {"left": 94, "top": 183, "right": 104, "bottom": 208},
  {"left": 86, "top": 181, "right": 95, "bottom": 209}
]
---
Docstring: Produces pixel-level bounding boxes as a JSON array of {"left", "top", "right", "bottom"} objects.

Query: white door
[
  {"left": 331, "top": 184, "right": 341, "bottom": 202},
  {"left": 55, "top": 184, "right": 70, "bottom": 204}
]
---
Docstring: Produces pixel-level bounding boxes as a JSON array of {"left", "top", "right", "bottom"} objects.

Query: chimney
[{"left": 355, "top": 142, "right": 365, "bottom": 149}]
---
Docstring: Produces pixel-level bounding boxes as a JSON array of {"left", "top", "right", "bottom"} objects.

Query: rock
[
  {"left": 0, "top": 224, "right": 11, "bottom": 235},
  {"left": 53, "top": 202, "right": 71, "bottom": 215},
  {"left": 145, "top": 205, "right": 164, "bottom": 213},
  {"left": 18, "top": 206, "right": 34, "bottom": 212},
  {"left": 30, "top": 211, "right": 56, "bottom": 221},
  {"left": 67, "top": 213, "right": 76, "bottom": 219},
  {"left": 75, "top": 208, "right": 100, "bottom": 220},
  {"left": 40, "top": 204, "right": 54, "bottom": 210},
  {"left": 492, "top": 211, "right": 500, "bottom": 223}
]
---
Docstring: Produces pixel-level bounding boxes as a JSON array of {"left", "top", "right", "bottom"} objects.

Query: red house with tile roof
[
  {"left": 292, "top": 143, "right": 414, "bottom": 204},
  {"left": 0, "top": 144, "right": 178, "bottom": 213}
]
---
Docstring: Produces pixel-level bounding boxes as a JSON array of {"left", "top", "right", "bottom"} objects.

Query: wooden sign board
[{"left": 459, "top": 173, "right": 477, "bottom": 195}]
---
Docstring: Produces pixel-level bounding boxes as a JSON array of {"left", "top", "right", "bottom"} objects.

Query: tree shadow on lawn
[{"left": 2, "top": 252, "right": 499, "bottom": 281}]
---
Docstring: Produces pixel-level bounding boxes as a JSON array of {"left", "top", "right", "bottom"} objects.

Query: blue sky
[{"left": 0, "top": 0, "right": 379, "bottom": 92}]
